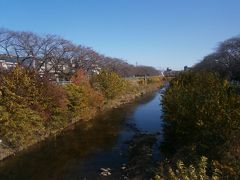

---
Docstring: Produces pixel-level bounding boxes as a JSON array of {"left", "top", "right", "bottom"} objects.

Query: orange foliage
[
  {"left": 70, "top": 69, "right": 89, "bottom": 86},
  {"left": 0, "top": 67, "right": 68, "bottom": 121}
]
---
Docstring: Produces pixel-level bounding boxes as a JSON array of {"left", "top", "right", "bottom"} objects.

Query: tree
[
  {"left": 194, "top": 36, "right": 240, "bottom": 81},
  {"left": 0, "top": 29, "right": 160, "bottom": 79},
  {"left": 162, "top": 71, "right": 240, "bottom": 177},
  {"left": 91, "top": 70, "right": 128, "bottom": 99}
]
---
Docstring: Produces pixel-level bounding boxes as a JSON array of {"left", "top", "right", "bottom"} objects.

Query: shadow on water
[{"left": 0, "top": 91, "right": 163, "bottom": 180}]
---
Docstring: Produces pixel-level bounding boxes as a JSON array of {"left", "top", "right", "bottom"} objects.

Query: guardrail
[{"left": 56, "top": 81, "right": 71, "bottom": 85}]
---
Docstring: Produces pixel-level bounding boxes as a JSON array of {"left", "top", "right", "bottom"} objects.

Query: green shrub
[
  {"left": 0, "top": 66, "right": 68, "bottom": 119},
  {"left": 91, "top": 70, "right": 128, "bottom": 99},
  {"left": 0, "top": 105, "right": 45, "bottom": 148},
  {"left": 147, "top": 76, "right": 163, "bottom": 84},
  {"left": 65, "top": 83, "right": 104, "bottom": 119},
  {"left": 162, "top": 71, "right": 240, "bottom": 177},
  {"left": 0, "top": 67, "right": 68, "bottom": 147},
  {"left": 155, "top": 156, "right": 221, "bottom": 180}
]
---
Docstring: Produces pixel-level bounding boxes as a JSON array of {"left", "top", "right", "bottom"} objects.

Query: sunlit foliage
[
  {"left": 91, "top": 70, "right": 129, "bottom": 99},
  {"left": 162, "top": 71, "right": 240, "bottom": 177},
  {"left": 0, "top": 67, "right": 67, "bottom": 147},
  {"left": 155, "top": 156, "right": 221, "bottom": 180}
]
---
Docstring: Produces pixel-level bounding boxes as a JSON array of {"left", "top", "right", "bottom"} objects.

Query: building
[
  {"left": 0, "top": 55, "right": 102, "bottom": 83},
  {"left": 0, "top": 58, "right": 18, "bottom": 69}
]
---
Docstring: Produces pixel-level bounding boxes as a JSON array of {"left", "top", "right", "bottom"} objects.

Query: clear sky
[{"left": 1, "top": 0, "right": 240, "bottom": 70}]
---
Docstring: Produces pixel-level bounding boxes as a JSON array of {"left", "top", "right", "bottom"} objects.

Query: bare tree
[
  {"left": 194, "top": 36, "right": 240, "bottom": 80},
  {"left": 0, "top": 29, "right": 160, "bottom": 80}
]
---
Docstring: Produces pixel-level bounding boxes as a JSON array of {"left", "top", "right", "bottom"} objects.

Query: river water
[{"left": 0, "top": 90, "right": 164, "bottom": 180}]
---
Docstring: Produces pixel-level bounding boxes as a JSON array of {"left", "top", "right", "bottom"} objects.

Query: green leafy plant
[
  {"left": 162, "top": 71, "right": 240, "bottom": 177},
  {"left": 91, "top": 70, "right": 128, "bottom": 99},
  {"left": 0, "top": 67, "right": 68, "bottom": 147},
  {"left": 155, "top": 156, "right": 221, "bottom": 180},
  {"left": 65, "top": 83, "right": 104, "bottom": 119}
]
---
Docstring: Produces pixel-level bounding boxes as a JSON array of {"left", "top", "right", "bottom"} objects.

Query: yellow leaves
[
  {"left": 162, "top": 71, "right": 240, "bottom": 177},
  {"left": 223, "top": 79, "right": 229, "bottom": 88},
  {"left": 155, "top": 156, "right": 221, "bottom": 180},
  {"left": 65, "top": 82, "right": 104, "bottom": 119},
  {"left": 91, "top": 70, "right": 129, "bottom": 99},
  {"left": 0, "top": 105, "right": 44, "bottom": 148},
  {"left": 0, "top": 66, "right": 69, "bottom": 148}
]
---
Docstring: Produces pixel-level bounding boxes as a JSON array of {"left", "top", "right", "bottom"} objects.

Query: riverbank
[
  {"left": 0, "top": 82, "right": 162, "bottom": 162},
  {"left": 0, "top": 85, "right": 164, "bottom": 179}
]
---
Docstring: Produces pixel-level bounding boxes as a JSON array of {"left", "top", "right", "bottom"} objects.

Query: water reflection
[{"left": 0, "top": 92, "right": 162, "bottom": 180}]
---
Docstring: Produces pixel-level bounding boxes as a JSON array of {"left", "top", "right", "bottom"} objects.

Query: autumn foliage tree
[
  {"left": 91, "top": 70, "right": 128, "bottom": 99},
  {"left": 65, "top": 69, "right": 104, "bottom": 119},
  {"left": 162, "top": 71, "right": 240, "bottom": 177},
  {"left": 0, "top": 66, "right": 68, "bottom": 148},
  {"left": 70, "top": 69, "right": 89, "bottom": 86}
]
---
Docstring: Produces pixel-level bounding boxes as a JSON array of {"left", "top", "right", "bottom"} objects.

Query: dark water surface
[{"left": 0, "top": 90, "right": 164, "bottom": 180}]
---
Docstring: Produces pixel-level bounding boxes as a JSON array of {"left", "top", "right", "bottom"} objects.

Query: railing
[
  {"left": 56, "top": 75, "right": 164, "bottom": 85},
  {"left": 56, "top": 80, "right": 71, "bottom": 85}
]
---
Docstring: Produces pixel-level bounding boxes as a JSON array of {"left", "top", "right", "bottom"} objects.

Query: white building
[{"left": 0, "top": 59, "right": 17, "bottom": 69}]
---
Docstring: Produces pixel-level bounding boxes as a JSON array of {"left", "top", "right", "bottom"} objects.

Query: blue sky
[{"left": 1, "top": 0, "right": 240, "bottom": 70}]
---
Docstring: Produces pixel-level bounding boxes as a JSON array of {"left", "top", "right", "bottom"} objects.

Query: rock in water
[{"left": 99, "top": 167, "right": 111, "bottom": 176}]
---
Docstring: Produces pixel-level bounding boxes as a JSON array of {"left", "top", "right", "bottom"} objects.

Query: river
[{"left": 0, "top": 89, "right": 164, "bottom": 180}]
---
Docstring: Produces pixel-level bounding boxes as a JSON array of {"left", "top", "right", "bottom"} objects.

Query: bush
[
  {"left": 162, "top": 71, "right": 240, "bottom": 177},
  {"left": 147, "top": 76, "right": 163, "bottom": 84},
  {"left": 65, "top": 83, "right": 104, "bottom": 119},
  {"left": 0, "top": 67, "right": 67, "bottom": 119},
  {"left": 137, "top": 78, "right": 146, "bottom": 85},
  {"left": 155, "top": 156, "right": 221, "bottom": 180},
  {"left": 0, "top": 67, "right": 68, "bottom": 147},
  {"left": 91, "top": 70, "right": 128, "bottom": 99},
  {"left": 70, "top": 69, "right": 89, "bottom": 86},
  {"left": 0, "top": 105, "right": 45, "bottom": 148}
]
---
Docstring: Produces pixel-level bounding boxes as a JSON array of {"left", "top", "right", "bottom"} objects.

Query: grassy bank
[{"left": 0, "top": 67, "right": 163, "bottom": 161}]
